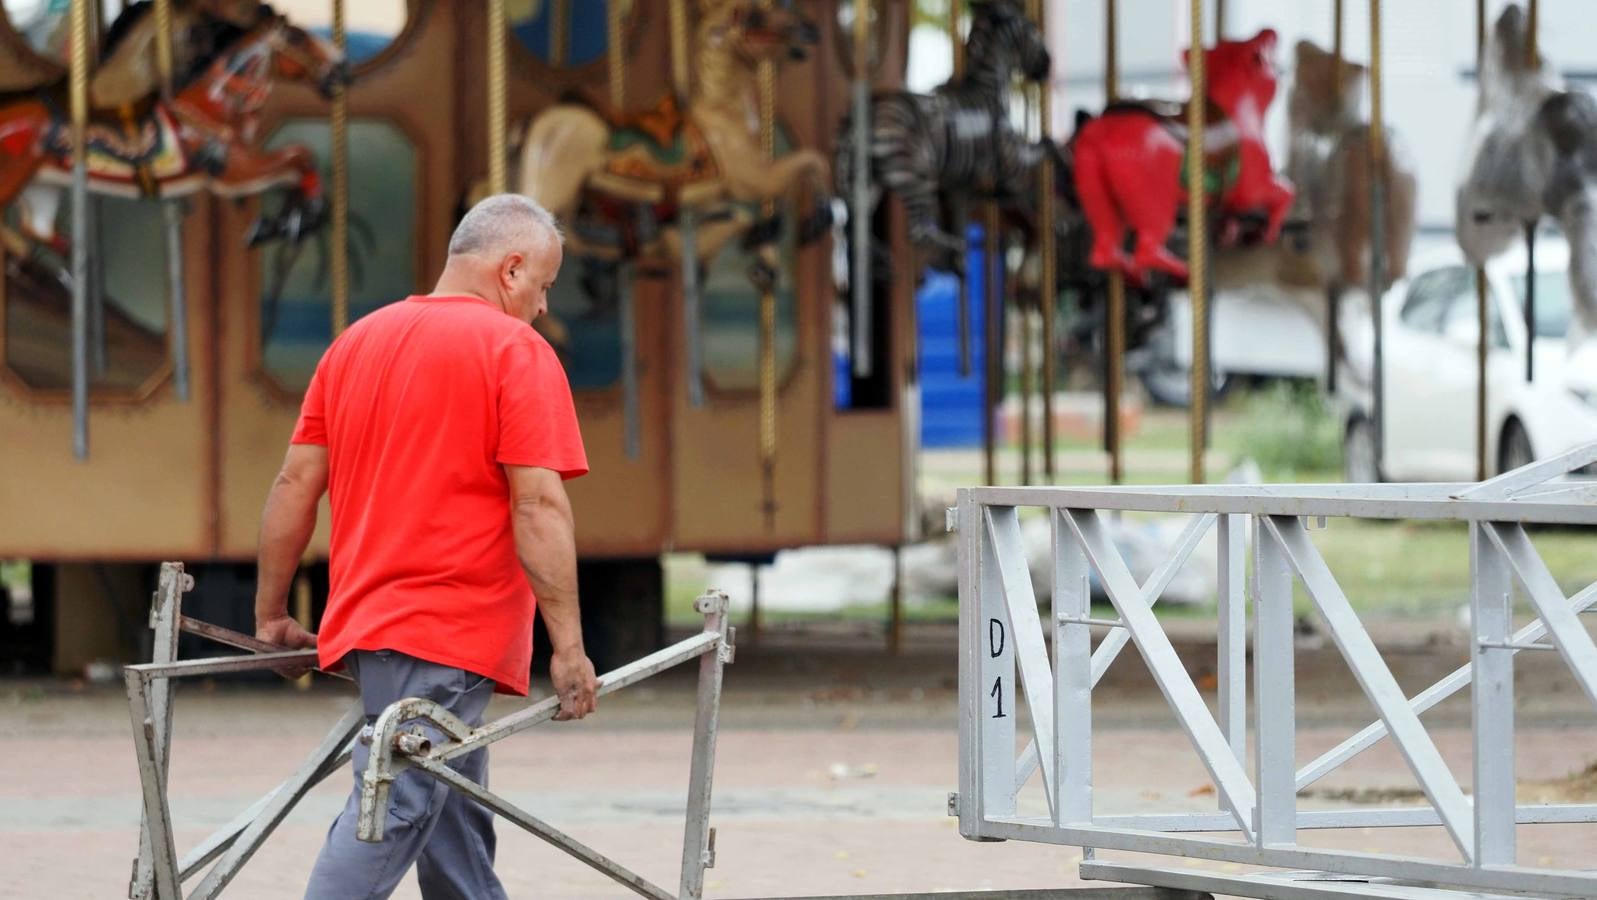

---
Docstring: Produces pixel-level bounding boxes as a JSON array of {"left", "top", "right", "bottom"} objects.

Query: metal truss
[
  {"left": 124, "top": 563, "right": 734, "bottom": 899},
  {"left": 953, "top": 443, "right": 1597, "bottom": 899}
]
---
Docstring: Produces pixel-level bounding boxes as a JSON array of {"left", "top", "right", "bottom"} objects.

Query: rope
[
  {"left": 487, "top": 0, "right": 508, "bottom": 195},
  {"left": 153, "top": 0, "right": 174, "bottom": 87},
  {"left": 669, "top": 0, "right": 690, "bottom": 100},
  {"left": 758, "top": 0, "right": 777, "bottom": 527},
  {"left": 1187, "top": 0, "right": 1208, "bottom": 485},
  {"left": 1104, "top": 0, "right": 1123, "bottom": 483},
  {"left": 608, "top": 0, "right": 625, "bottom": 109},
  {"left": 330, "top": 0, "right": 350, "bottom": 336}
]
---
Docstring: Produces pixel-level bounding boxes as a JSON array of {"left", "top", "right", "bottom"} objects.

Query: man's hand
[
  {"left": 256, "top": 614, "right": 318, "bottom": 679},
  {"left": 549, "top": 648, "right": 598, "bottom": 721}
]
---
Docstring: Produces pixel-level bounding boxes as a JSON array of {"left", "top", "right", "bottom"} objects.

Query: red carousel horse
[
  {"left": 0, "top": 1, "right": 345, "bottom": 252},
  {"left": 1071, "top": 28, "right": 1294, "bottom": 283}
]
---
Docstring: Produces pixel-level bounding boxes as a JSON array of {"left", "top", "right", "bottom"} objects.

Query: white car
[{"left": 1339, "top": 236, "right": 1597, "bottom": 482}]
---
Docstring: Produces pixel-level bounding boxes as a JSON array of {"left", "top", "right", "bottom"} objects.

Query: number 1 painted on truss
[{"left": 989, "top": 618, "right": 1008, "bottom": 718}]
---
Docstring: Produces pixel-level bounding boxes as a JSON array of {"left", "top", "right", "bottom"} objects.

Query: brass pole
[
  {"left": 950, "top": 0, "right": 964, "bottom": 78},
  {"left": 1104, "top": 0, "right": 1124, "bottom": 484},
  {"left": 608, "top": 0, "right": 625, "bottom": 108},
  {"left": 851, "top": 0, "right": 874, "bottom": 378},
  {"left": 1368, "top": 0, "right": 1386, "bottom": 478},
  {"left": 549, "top": 0, "right": 568, "bottom": 69},
  {"left": 330, "top": 0, "right": 350, "bottom": 337},
  {"left": 487, "top": 0, "right": 508, "bottom": 195},
  {"left": 669, "top": 0, "right": 691, "bottom": 100},
  {"left": 153, "top": 0, "right": 189, "bottom": 403},
  {"left": 984, "top": 204, "right": 1001, "bottom": 487},
  {"left": 1327, "top": 0, "right": 1343, "bottom": 394},
  {"left": 1187, "top": 0, "right": 1209, "bottom": 485},
  {"left": 1332, "top": 0, "right": 1343, "bottom": 115}
]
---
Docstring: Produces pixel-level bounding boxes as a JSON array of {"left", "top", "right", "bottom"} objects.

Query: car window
[
  {"left": 1509, "top": 271, "right": 1573, "bottom": 339},
  {"left": 1439, "top": 275, "right": 1510, "bottom": 349},
  {"left": 1401, "top": 267, "right": 1471, "bottom": 334}
]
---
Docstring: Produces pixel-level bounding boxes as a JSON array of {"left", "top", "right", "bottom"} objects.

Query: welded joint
[
  {"left": 694, "top": 590, "right": 730, "bottom": 615},
  {"left": 948, "top": 792, "right": 960, "bottom": 817},
  {"left": 946, "top": 506, "right": 960, "bottom": 532},
  {"left": 357, "top": 697, "right": 475, "bottom": 843}
]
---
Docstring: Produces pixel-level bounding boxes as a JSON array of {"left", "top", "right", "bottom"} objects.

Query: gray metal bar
[
  {"left": 177, "top": 741, "right": 354, "bottom": 882},
  {"left": 187, "top": 707, "right": 363, "bottom": 899},
  {"left": 986, "top": 506, "right": 1057, "bottom": 816},
  {"left": 132, "top": 564, "right": 185, "bottom": 899},
  {"left": 983, "top": 817, "right": 1597, "bottom": 897},
  {"left": 126, "top": 650, "right": 321, "bottom": 679},
  {"left": 682, "top": 211, "right": 705, "bottom": 408},
  {"left": 1081, "top": 860, "right": 1526, "bottom": 900},
  {"left": 164, "top": 201, "right": 190, "bottom": 401},
  {"left": 620, "top": 263, "right": 641, "bottom": 460},
  {"left": 1093, "top": 804, "right": 1597, "bottom": 832},
  {"left": 71, "top": 121, "right": 89, "bottom": 460},
  {"left": 1059, "top": 616, "right": 1125, "bottom": 629},
  {"left": 1470, "top": 524, "right": 1515, "bottom": 867},
  {"left": 1455, "top": 441, "right": 1597, "bottom": 500},
  {"left": 1296, "top": 580, "right": 1597, "bottom": 791},
  {"left": 410, "top": 755, "right": 676, "bottom": 900},
  {"left": 175, "top": 617, "right": 352, "bottom": 681},
  {"left": 432, "top": 630, "right": 721, "bottom": 763},
  {"left": 1264, "top": 516, "right": 1474, "bottom": 860},
  {"left": 978, "top": 506, "right": 1018, "bottom": 820},
  {"left": 1053, "top": 509, "right": 1092, "bottom": 825},
  {"left": 1089, "top": 513, "right": 1217, "bottom": 686},
  {"left": 679, "top": 592, "right": 732, "bottom": 900},
  {"left": 1253, "top": 516, "right": 1295, "bottom": 849},
  {"left": 1216, "top": 514, "right": 1245, "bottom": 768},
  {"left": 89, "top": 193, "right": 106, "bottom": 378},
  {"left": 1064, "top": 509, "right": 1255, "bottom": 835},
  {"left": 124, "top": 670, "right": 180, "bottom": 899},
  {"left": 956, "top": 491, "right": 983, "bottom": 836},
  {"left": 1483, "top": 522, "right": 1597, "bottom": 708}
]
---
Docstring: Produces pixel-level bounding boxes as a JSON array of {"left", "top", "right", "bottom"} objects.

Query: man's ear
[{"left": 501, "top": 251, "right": 526, "bottom": 286}]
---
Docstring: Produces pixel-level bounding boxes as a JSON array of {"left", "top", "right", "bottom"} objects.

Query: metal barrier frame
[
  {"left": 124, "top": 563, "right": 734, "bottom": 900},
  {"left": 952, "top": 444, "right": 1597, "bottom": 899}
]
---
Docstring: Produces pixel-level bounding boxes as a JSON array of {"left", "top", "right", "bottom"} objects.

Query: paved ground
[{"left": 6, "top": 622, "right": 1597, "bottom": 898}]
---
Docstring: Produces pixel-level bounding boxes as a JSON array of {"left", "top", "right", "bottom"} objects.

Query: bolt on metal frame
[
  {"left": 952, "top": 442, "right": 1597, "bottom": 899},
  {"left": 124, "top": 563, "right": 735, "bottom": 899}
]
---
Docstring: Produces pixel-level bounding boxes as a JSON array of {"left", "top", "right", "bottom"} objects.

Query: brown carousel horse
[
  {"left": 0, "top": 1, "right": 346, "bottom": 254},
  {"left": 513, "top": 0, "right": 829, "bottom": 284}
]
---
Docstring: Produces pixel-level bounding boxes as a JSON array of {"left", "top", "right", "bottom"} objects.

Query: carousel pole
[
  {"left": 1326, "top": 0, "right": 1343, "bottom": 394},
  {"left": 984, "top": 202, "right": 1001, "bottom": 486},
  {"left": 1474, "top": 0, "right": 1488, "bottom": 479},
  {"left": 330, "top": 0, "right": 350, "bottom": 336},
  {"left": 487, "top": 0, "right": 508, "bottom": 196},
  {"left": 154, "top": 0, "right": 189, "bottom": 402},
  {"left": 1187, "top": 0, "right": 1209, "bottom": 485},
  {"left": 674, "top": 0, "right": 706, "bottom": 408},
  {"left": 86, "top": 1, "right": 104, "bottom": 380},
  {"left": 69, "top": 0, "right": 89, "bottom": 460},
  {"left": 610, "top": 0, "right": 640, "bottom": 461},
  {"left": 1368, "top": 0, "right": 1386, "bottom": 477},
  {"left": 758, "top": 0, "right": 779, "bottom": 529},
  {"left": 850, "top": 0, "right": 873, "bottom": 379},
  {"left": 1523, "top": 0, "right": 1539, "bottom": 386},
  {"left": 1036, "top": 0, "right": 1057, "bottom": 484},
  {"left": 549, "top": 0, "right": 568, "bottom": 69},
  {"left": 952, "top": 0, "right": 972, "bottom": 379},
  {"left": 1104, "top": 0, "right": 1125, "bottom": 484}
]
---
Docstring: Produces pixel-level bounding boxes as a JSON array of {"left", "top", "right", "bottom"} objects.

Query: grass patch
[{"left": 1219, "top": 381, "right": 1342, "bottom": 480}]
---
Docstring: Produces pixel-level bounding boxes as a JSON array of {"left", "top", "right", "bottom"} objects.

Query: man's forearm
[
  {"left": 255, "top": 481, "right": 319, "bottom": 624},
  {"left": 515, "top": 504, "right": 583, "bottom": 653}
]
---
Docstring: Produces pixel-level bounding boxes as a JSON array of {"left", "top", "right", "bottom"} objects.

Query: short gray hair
[{"left": 448, "top": 194, "right": 564, "bottom": 258}]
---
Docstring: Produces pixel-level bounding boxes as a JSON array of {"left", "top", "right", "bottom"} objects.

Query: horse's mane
[{"left": 100, "top": 1, "right": 276, "bottom": 92}]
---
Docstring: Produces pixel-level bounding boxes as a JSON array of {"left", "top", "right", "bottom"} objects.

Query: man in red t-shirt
[{"left": 252, "top": 194, "right": 597, "bottom": 899}]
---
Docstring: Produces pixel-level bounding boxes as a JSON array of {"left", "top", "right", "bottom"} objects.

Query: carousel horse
[
  {"left": 514, "top": 0, "right": 829, "bottom": 285},
  {"left": 835, "top": 0, "right": 1053, "bottom": 273},
  {"left": 1283, "top": 39, "right": 1416, "bottom": 293},
  {"left": 1071, "top": 28, "right": 1294, "bottom": 284},
  {"left": 0, "top": 1, "right": 346, "bottom": 255},
  {"left": 1458, "top": 2, "right": 1597, "bottom": 348}
]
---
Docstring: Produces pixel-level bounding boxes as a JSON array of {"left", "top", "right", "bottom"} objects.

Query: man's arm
[
  {"left": 254, "top": 443, "right": 328, "bottom": 648},
  {"left": 506, "top": 464, "right": 598, "bottom": 720}
]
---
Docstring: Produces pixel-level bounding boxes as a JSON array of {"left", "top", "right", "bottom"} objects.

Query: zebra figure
[{"left": 836, "top": 0, "right": 1054, "bottom": 273}]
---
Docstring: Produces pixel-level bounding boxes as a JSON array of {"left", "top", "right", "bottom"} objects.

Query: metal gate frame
[
  {"left": 953, "top": 443, "right": 1597, "bottom": 899},
  {"left": 124, "top": 563, "right": 734, "bottom": 900}
]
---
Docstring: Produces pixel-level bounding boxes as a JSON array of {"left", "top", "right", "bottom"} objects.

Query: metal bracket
[
  {"left": 703, "top": 826, "right": 717, "bottom": 868},
  {"left": 947, "top": 792, "right": 960, "bottom": 817},
  {"left": 946, "top": 506, "right": 960, "bottom": 532}
]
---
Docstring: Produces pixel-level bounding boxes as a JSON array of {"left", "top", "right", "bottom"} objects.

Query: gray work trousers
[{"left": 304, "top": 650, "right": 506, "bottom": 900}]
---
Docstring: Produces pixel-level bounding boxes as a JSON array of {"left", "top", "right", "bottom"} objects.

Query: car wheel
[
  {"left": 1344, "top": 417, "right": 1380, "bottom": 483},
  {"left": 1138, "top": 362, "right": 1234, "bottom": 408},
  {"left": 1498, "top": 419, "right": 1535, "bottom": 475}
]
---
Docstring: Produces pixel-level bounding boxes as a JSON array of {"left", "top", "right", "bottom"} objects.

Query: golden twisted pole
[
  {"left": 487, "top": 0, "right": 508, "bottom": 196},
  {"left": 1475, "top": 0, "right": 1488, "bottom": 480},
  {"left": 69, "top": 0, "right": 90, "bottom": 459},
  {"left": 1187, "top": 0, "right": 1208, "bottom": 485},
  {"left": 1368, "top": 0, "right": 1386, "bottom": 478},
  {"left": 1032, "top": 0, "right": 1055, "bottom": 484},
  {"left": 670, "top": 0, "right": 691, "bottom": 100},
  {"left": 329, "top": 0, "right": 350, "bottom": 337},
  {"left": 549, "top": 0, "right": 569, "bottom": 69}
]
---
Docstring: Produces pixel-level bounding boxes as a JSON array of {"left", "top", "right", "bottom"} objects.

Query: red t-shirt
[{"left": 291, "top": 295, "right": 588, "bottom": 696}]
